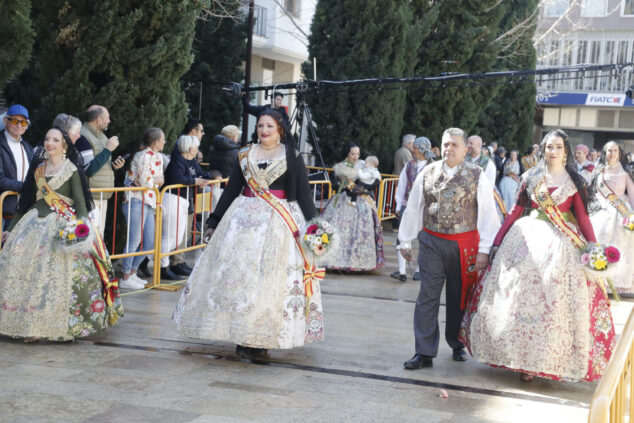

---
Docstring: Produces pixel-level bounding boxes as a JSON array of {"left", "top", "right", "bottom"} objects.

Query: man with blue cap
[{"left": 0, "top": 105, "right": 34, "bottom": 230}]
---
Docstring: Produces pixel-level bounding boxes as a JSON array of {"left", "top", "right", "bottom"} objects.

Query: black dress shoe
[
  {"left": 138, "top": 257, "right": 152, "bottom": 277},
  {"left": 170, "top": 263, "right": 192, "bottom": 277},
  {"left": 452, "top": 348, "right": 468, "bottom": 362},
  {"left": 412, "top": 271, "right": 420, "bottom": 281},
  {"left": 390, "top": 271, "right": 406, "bottom": 282},
  {"left": 236, "top": 344, "right": 268, "bottom": 359},
  {"left": 160, "top": 266, "right": 180, "bottom": 281},
  {"left": 403, "top": 354, "right": 433, "bottom": 369}
]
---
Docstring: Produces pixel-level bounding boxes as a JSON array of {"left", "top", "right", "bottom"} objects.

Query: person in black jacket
[
  {"left": 242, "top": 91, "right": 291, "bottom": 129},
  {"left": 0, "top": 105, "right": 34, "bottom": 230},
  {"left": 161, "top": 135, "right": 210, "bottom": 279},
  {"left": 208, "top": 125, "right": 241, "bottom": 177}
]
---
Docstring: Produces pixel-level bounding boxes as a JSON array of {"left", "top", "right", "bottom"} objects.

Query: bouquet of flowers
[
  {"left": 623, "top": 214, "right": 634, "bottom": 231},
  {"left": 302, "top": 218, "right": 336, "bottom": 258},
  {"left": 580, "top": 243, "right": 620, "bottom": 271},
  {"left": 56, "top": 219, "right": 91, "bottom": 250}
]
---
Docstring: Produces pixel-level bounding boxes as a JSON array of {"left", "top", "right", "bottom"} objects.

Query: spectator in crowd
[
  {"left": 393, "top": 134, "right": 415, "bottom": 175},
  {"left": 196, "top": 151, "right": 203, "bottom": 165},
  {"left": 242, "top": 91, "right": 291, "bottom": 129},
  {"left": 466, "top": 136, "right": 497, "bottom": 185},
  {"left": 573, "top": 144, "right": 595, "bottom": 181},
  {"left": 162, "top": 134, "right": 210, "bottom": 279},
  {"left": 481, "top": 147, "right": 490, "bottom": 157},
  {"left": 499, "top": 150, "right": 522, "bottom": 212},
  {"left": 494, "top": 147, "right": 507, "bottom": 186},
  {"left": 75, "top": 105, "right": 125, "bottom": 235},
  {"left": 521, "top": 144, "right": 539, "bottom": 172},
  {"left": 391, "top": 137, "right": 435, "bottom": 282},
  {"left": 588, "top": 148, "right": 599, "bottom": 166},
  {"left": 0, "top": 105, "right": 34, "bottom": 230},
  {"left": 119, "top": 128, "right": 165, "bottom": 290},
  {"left": 183, "top": 117, "right": 205, "bottom": 143},
  {"left": 489, "top": 141, "right": 499, "bottom": 154},
  {"left": 209, "top": 125, "right": 241, "bottom": 178},
  {"left": 52, "top": 114, "right": 83, "bottom": 144}
]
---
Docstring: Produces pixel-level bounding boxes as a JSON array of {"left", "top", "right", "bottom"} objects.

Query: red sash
[{"left": 424, "top": 228, "right": 479, "bottom": 310}]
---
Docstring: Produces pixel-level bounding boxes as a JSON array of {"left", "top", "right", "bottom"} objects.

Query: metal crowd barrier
[
  {"left": 152, "top": 179, "right": 227, "bottom": 289},
  {"left": 309, "top": 180, "right": 332, "bottom": 212},
  {"left": 377, "top": 177, "right": 399, "bottom": 221},
  {"left": 0, "top": 190, "right": 18, "bottom": 250},
  {"left": 588, "top": 309, "right": 634, "bottom": 423}
]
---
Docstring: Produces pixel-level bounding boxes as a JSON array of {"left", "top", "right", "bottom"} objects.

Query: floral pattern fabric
[
  {"left": 319, "top": 191, "right": 385, "bottom": 271},
  {"left": 125, "top": 148, "right": 163, "bottom": 208},
  {"left": 0, "top": 210, "right": 124, "bottom": 341},
  {"left": 460, "top": 192, "right": 615, "bottom": 381}
]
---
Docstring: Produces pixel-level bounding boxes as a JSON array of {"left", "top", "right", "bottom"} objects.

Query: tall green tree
[
  {"left": 0, "top": 1, "right": 34, "bottom": 91},
  {"left": 403, "top": 0, "right": 506, "bottom": 146},
  {"left": 302, "top": 0, "right": 434, "bottom": 171},
  {"left": 182, "top": 3, "right": 247, "bottom": 157},
  {"left": 6, "top": 0, "right": 206, "bottom": 150},
  {"left": 472, "top": 0, "right": 539, "bottom": 152}
]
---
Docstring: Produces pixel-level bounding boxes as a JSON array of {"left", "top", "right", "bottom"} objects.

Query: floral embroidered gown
[
  {"left": 590, "top": 164, "right": 634, "bottom": 293},
  {"left": 319, "top": 161, "right": 385, "bottom": 271},
  {"left": 0, "top": 160, "right": 124, "bottom": 341},
  {"left": 174, "top": 146, "right": 324, "bottom": 349},
  {"left": 460, "top": 171, "right": 614, "bottom": 382}
]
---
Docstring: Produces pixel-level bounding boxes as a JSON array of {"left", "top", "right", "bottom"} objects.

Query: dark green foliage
[
  {"left": 0, "top": 1, "right": 34, "bottom": 91},
  {"left": 302, "top": 0, "right": 432, "bottom": 171},
  {"left": 472, "top": 0, "right": 539, "bottom": 152},
  {"left": 403, "top": 0, "right": 506, "bottom": 147},
  {"left": 6, "top": 0, "right": 206, "bottom": 151},
  {"left": 182, "top": 4, "right": 247, "bottom": 158}
]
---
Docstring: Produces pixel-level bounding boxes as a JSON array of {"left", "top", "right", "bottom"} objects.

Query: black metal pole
[{"left": 241, "top": 0, "right": 255, "bottom": 146}]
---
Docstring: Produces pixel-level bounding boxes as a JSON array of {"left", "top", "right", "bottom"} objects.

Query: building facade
[
  {"left": 534, "top": 0, "right": 634, "bottom": 152},
  {"left": 245, "top": 0, "right": 315, "bottom": 134}
]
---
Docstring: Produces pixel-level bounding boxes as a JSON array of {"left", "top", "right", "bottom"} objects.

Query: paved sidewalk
[{"left": 0, "top": 229, "right": 631, "bottom": 422}]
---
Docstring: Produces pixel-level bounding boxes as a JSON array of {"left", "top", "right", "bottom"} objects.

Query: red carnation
[
  {"left": 605, "top": 246, "right": 620, "bottom": 264},
  {"left": 75, "top": 224, "right": 90, "bottom": 238},
  {"left": 307, "top": 224, "right": 318, "bottom": 235}
]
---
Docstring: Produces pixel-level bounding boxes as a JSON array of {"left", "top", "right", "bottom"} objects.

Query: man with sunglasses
[{"left": 0, "top": 105, "right": 34, "bottom": 230}]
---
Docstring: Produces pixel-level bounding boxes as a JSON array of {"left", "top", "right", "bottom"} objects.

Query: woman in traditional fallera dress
[
  {"left": 319, "top": 143, "right": 385, "bottom": 271},
  {"left": 174, "top": 110, "right": 324, "bottom": 358},
  {"left": 460, "top": 129, "right": 615, "bottom": 382},
  {"left": 0, "top": 128, "right": 123, "bottom": 342},
  {"left": 589, "top": 141, "right": 634, "bottom": 293}
]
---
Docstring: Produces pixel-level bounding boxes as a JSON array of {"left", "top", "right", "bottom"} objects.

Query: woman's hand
[
  {"left": 203, "top": 226, "right": 215, "bottom": 243},
  {"left": 488, "top": 246, "right": 499, "bottom": 265},
  {"left": 195, "top": 178, "right": 210, "bottom": 187}
]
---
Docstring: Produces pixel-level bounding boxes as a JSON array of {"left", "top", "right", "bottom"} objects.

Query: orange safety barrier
[
  {"left": 377, "top": 177, "right": 399, "bottom": 221},
  {"left": 309, "top": 180, "right": 332, "bottom": 213},
  {"left": 0, "top": 190, "right": 19, "bottom": 250},
  {"left": 152, "top": 179, "right": 227, "bottom": 289}
]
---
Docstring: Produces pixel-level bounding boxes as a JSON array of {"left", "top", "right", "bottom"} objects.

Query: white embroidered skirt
[{"left": 174, "top": 195, "right": 324, "bottom": 349}]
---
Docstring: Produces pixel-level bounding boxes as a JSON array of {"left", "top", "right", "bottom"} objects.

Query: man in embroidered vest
[
  {"left": 390, "top": 137, "right": 435, "bottom": 282},
  {"left": 0, "top": 105, "right": 34, "bottom": 230},
  {"left": 75, "top": 105, "right": 125, "bottom": 235},
  {"left": 398, "top": 128, "right": 500, "bottom": 369}
]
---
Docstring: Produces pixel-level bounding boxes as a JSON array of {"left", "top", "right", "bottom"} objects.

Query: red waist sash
[
  {"left": 243, "top": 186, "right": 287, "bottom": 199},
  {"left": 423, "top": 228, "right": 479, "bottom": 310}
]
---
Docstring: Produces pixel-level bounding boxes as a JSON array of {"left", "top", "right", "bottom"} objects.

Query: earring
[
  {"left": 43, "top": 151, "right": 50, "bottom": 160},
  {"left": 63, "top": 150, "right": 67, "bottom": 161},
  {"left": 276, "top": 136, "right": 281, "bottom": 145}
]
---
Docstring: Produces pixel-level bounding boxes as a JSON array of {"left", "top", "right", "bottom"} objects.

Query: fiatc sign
[
  {"left": 537, "top": 92, "right": 634, "bottom": 107},
  {"left": 585, "top": 93, "right": 626, "bottom": 106}
]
